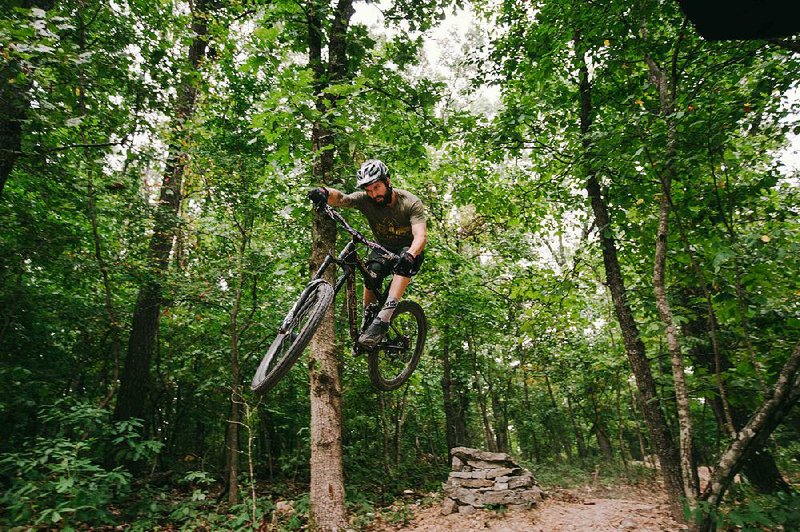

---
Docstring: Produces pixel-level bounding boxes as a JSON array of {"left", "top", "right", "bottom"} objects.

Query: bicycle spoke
[
  {"left": 368, "top": 302, "right": 426, "bottom": 391},
  {"left": 251, "top": 282, "right": 334, "bottom": 394}
]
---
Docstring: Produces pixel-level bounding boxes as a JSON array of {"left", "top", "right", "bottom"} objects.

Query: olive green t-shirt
[{"left": 340, "top": 188, "right": 426, "bottom": 249}]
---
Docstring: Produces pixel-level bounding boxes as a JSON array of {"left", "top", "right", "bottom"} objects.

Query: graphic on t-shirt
[{"left": 374, "top": 219, "right": 412, "bottom": 241}]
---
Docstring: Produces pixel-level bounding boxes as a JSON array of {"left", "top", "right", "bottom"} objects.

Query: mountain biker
[{"left": 307, "top": 159, "right": 427, "bottom": 348}]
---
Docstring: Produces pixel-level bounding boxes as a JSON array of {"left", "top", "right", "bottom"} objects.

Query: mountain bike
[{"left": 251, "top": 203, "right": 427, "bottom": 395}]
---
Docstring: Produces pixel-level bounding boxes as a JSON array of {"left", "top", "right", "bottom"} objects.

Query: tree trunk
[
  {"left": 225, "top": 226, "right": 250, "bottom": 505},
  {"left": 225, "top": 361, "right": 242, "bottom": 505},
  {"left": 521, "top": 364, "right": 542, "bottom": 462},
  {"left": 585, "top": 389, "right": 610, "bottom": 460},
  {"left": 394, "top": 384, "right": 410, "bottom": 467},
  {"left": 646, "top": 43, "right": 702, "bottom": 506},
  {"left": 614, "top": 372, "right": 630, "bottom": 470},
  {"left": 575, "top": 37, "right": 685, "bottom": 517},
  {"left": 490, "top": 388, "right": 509, "bottom": 453},
  {"left": 653, "top": 181, "right": 700, "bottom": 506},
  {"left": 475, "top": 378, "right": 497, "bottom": 452},
  {"left": 544, "top": 372, "right": 571, "bottom": 461},
  {"left": 566, "top": 394, "right": 588, "bottom": 460},
  {"left": 306, "top": 1, "right": 353, "bottom": 529},
  {"left": 442, "top": 327, "right": 459, "bottom": 452},
  {"left": 113, "top": 1, "right": 208, "bottom": 426}
]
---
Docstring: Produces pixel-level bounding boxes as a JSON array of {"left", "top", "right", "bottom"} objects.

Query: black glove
[
  {"left": 394, "top": 251, "right": 416, "bottom": 277},
  {"left": 307, "top": 187, "right": 329, "bottom": 207}
]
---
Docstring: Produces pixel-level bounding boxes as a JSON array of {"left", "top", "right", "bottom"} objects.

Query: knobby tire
[
  {"left": 251, "top": 281, "right": 334, "bottom": 394},
  {"left": 368, "top": 300, "right": 426, "bottom": 391}
]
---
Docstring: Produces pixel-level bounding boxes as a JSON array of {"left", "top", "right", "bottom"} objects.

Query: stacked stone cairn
[{"left": 441, "top": 447, "right": 545, "bottom": 515}]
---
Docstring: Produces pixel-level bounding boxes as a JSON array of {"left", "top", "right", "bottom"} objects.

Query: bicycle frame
[{"left": 308, "top": 204, "right": 400, "bottom": 341}]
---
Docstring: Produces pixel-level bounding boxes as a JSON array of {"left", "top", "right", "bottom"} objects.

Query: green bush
[
  {"left": 0, "top": 400, "right": 162, "bottom": 529},
  {"left": 125, "top": 471, "right": 275, "bottom": 531},
  {"left": 692, "top": 486, "right": 800, "bottom": 531}
]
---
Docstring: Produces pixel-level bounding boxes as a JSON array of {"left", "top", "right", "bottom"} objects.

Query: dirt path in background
[{"left": 388, "top": 484, "right": 683, "bottom": 531}]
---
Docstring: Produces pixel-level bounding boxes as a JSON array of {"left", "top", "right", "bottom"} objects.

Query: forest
[{"left": 1, "top": 0, "right": 799, "bottom": 530}]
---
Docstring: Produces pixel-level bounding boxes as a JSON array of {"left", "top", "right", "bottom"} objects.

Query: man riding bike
[{"left": 307, "top": 159, "right": 428, "bottom": 348}]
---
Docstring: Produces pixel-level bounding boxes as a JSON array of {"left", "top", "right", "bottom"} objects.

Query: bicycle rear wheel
[
  {"left": 251, "top": 281, "right": 334, "bottom": 394},
  {"left": 367, "top": 300, "right": 426, "bottom": 391}
]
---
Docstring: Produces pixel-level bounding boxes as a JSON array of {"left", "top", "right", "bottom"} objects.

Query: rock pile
[{"left": 441, "top": 447, "right": 544, "bottom": 515}]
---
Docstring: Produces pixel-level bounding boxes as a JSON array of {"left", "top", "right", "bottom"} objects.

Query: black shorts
[{"left": 365, "top": 246, "right": 424, "bottom": 289}]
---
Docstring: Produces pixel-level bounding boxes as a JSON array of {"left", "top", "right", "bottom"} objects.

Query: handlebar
[{"left": 318, "top": 203, "right": 399, "bottom": 262}]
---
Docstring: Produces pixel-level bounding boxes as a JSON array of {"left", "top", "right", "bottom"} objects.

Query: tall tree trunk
[
  {"left": 441, "top": 326, "right": 458, "bottom": 451},
  {"left": 306, "top": 1, "right": 353, "bottom": 529},
  {"left": 225, "top": 225, "right": 250, "bottom": 505},
  {"left": 521, "top": 363, "right": 542, "bottom": 462},
  {"left": 585, "top": 389, "right": 610, "bottom": 460},
  {"left": 575, "top": 36, "right": 685, "bottom": 517},
  {"left": 614, "top": 372, "right": 630, "bottom": 470},
  {"left": 653, "top": 175, "right": 700, "bottom": 506},
  {"left": 225, "top": 345, "right": 242, "bottom": 504},
  {"left": 629, "top": 385, "right": 652, "bottom": 465},
  {"left": 490, "top": 387, "right": 509, "bottom": 453},
  {"left": 442, "top": 326, "right": 468, "bottom": 452},
  {"left": 566, "top": 394, "right": 588, "bottom": 460},
  {"left": 475, "top": 377, "right": 497, "bottom": 452},
  {"left": 113, "top": 1, "right": 208, "bottom": 426},
  {"left": 646, "top": 36, "right": 701, "bottom": 506},
  {"left": 393, "top": 384, "right": 410, "bottom": 466},
  {"left": 544, "top": 372, "right": 571, "bottom": 461}
]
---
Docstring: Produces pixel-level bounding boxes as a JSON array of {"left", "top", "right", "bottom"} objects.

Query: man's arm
[
  {"left": 308, "top": 186, "right": 357, "bottom": 208},
  {"left": 407, "top": 222, "right": 427, "bottom": 257},
  {"left": 324, "top": 187, "right": 353, "bottom": 207}
]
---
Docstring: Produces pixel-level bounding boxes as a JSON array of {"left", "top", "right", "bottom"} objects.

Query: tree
[
  {"left": 479, "top": 0, "right": 800, "bottom": 521},
  {"left": 114, "top": 0, "right": 211, "bottom": 428}
]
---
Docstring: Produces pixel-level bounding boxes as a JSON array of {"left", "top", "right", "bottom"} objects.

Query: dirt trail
[{"left": 392, "top": 485, "right": 682, "bottom": 532}]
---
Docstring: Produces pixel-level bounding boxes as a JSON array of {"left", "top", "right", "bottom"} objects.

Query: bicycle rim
[
  {"left": 251, "top": 281, "right": 334, "bottom": 394},
  {"left": 368, "top": 301, "right": 426, "bottom": 391}
]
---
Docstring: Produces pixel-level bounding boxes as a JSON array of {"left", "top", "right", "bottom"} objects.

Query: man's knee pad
[{"left": 365, "top": 262, "right": 385, "bottom": 290}]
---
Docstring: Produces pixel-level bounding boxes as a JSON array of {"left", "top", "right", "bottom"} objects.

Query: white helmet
[{"left": 356, "top": 159, "right": 389, "bottom": 188}]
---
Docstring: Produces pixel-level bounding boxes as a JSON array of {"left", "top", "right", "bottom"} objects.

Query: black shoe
[{"left": 358, "top": 318, "right": 390, "bottom": 348}]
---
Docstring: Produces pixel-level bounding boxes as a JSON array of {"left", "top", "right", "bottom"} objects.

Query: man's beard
[{"left": 369, "top": 186, "right": 393, "bottom": 207}]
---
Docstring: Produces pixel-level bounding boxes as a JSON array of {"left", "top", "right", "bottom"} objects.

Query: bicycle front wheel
[
  {"left": 367, "top": 300, "right": 426, "bottom": 391},
  {"left": 251, "top": 281, "right": 334, "bottom": 394}
]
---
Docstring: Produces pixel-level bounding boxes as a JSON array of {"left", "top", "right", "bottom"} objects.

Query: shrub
[{"left": 0, "top": 399, "right": 161, "bottom": 528}]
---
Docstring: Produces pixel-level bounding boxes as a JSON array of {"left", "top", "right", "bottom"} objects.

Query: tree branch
[
  {"left": 701, "top": 340, "right": 800, "bottom": 509},
  {"left": 42, "top": 140, "right": 127, "bottom": 153}
]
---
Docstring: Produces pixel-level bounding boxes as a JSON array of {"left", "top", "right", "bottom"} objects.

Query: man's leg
[
  {"left": 359, "top": 277, "right": 414, "bottom": 348},
  {"left": 361, "top": 257, "right": 385, "bottom": 330},
  {"left": 375, "top": 274, "right": 411, "bottom": 323},
  {"left": 359, "top": 249, "right": 422, "bottom": 348},
  {"left": 363, "top": 285, "right": 377, "bottom": 306},
  {"left": 388, "top": 274, "right": 412, "bottom": 299}
]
